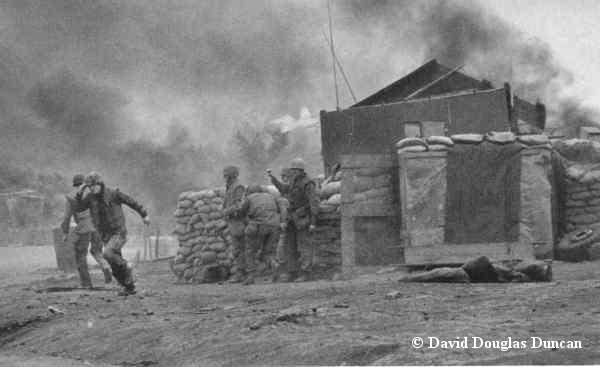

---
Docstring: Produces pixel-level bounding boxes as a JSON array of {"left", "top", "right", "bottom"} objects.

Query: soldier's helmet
[
  {"left": 246, "top": 184, "right": 263, "bottom": 195},
  {"left": 72, "top": 174, "right": 85, "bottom": 187},
  {"left": 223, "top": 166, "right": 239, "bottom": 178},
  {"left": 85, "top": 171, "right": 103, "bottom": 186},
  {"left": 290, "top": 158, "right": 305, "bottom": 171}
]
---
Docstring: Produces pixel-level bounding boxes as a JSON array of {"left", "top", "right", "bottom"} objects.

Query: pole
[
  {"left": 327, "top": 0, "right": 340, "bottom": 110},
  {"left": 321, "top": 30, "right": 357, "bottom": 103},
  {"left": 154, "top": 227, "right": 160, "bottom": 259}
]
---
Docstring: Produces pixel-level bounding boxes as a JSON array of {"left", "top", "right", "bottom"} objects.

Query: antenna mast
[{"left": 327, "top": 0, "right": 340, "bottom": 110}]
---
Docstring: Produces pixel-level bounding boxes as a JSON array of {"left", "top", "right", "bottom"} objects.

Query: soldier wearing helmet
[
  {"left": 237, "top": 184, "right": 284, "bottom": 285},
  {"left": 222, "top": 165, "right": 247, "bottom": 283},
  {"left": 267, "top": 158, "right": 319, "bottom": 282},
  {"left": 61, "top": 174, "right": 111, "bottom": 288},
  {"left": 77, "top": 172, "right": 150, "bottom": 295}
]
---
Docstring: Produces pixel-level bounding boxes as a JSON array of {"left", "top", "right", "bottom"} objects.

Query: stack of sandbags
[
  {"left": 313, "top": 178, "right": 342, "bottom": 274},
  {"left": 563, "top": 164, "right": 600, "bottom": 232},
  {"left": 348, "top": 168, "right": 394, "bottom": 209},
  {"left": 320, "top": 180, "right": 341, "bottom": 208},
  {"left": 170, "top": 189, "right": 232, "bottom": 283}
]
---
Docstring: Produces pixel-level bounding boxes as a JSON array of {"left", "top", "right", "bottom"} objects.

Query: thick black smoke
[
  {"left": 0, "top": 0, "right": 597, "bottom": 223},
  {"left": 28, "top": 70, "right": 125, "bottom": 154}
]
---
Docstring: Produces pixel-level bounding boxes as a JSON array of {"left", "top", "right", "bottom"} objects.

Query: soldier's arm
[
  {"left": 305, "top": 181, "right": 319, "bottom": 227},
  {"left": 270, "top": 176, "right": 289, "bottom": 195},
  {"left": 60, "top": 196, "right": 73, "bottom": 235},
  {"left": 115, "top": 189, "right": 148, "bottom": 218}
]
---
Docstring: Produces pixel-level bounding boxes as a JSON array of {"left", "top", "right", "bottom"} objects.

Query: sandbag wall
[
  {"left": 314, "top": 181, "right": 342, "bottom": 275},
  {"left": 171, "top": 189, "right": 231, "bottom": 283},
  {"left": 171, "top": 186, "right": 344, "bottom": 282},
  {"left": 340, "top": 154, "right": 402, "bottom": 271},
  {"left": 553, "top": 139, "right": 600, "bottom": 261}
]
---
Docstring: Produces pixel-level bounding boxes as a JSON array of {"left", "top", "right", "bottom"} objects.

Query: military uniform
[
  {"left": 273, "top": 196, "right": 289, "bottom": 280},
  {"left": 61, "top": 189, "right": 97, "bottom": 287},
  {"left": 239, "top": 187, "right": 282, "bottom": 282},
  {"left": 222, "top": 177, "right": 246, "bottom": 280},
  {"left": 78, "top": 185, "right": 147, "bottom": 292},
  {"left": 271, "top": 169, "right": 319, "bottom": 279}
]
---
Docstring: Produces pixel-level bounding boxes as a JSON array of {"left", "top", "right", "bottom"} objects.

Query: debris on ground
[
  {"left": 385, "top": 290, "right": 403, "bottom": 299},
  {"left": 47, "top": 306, "right": 65, "bottom": 315}
]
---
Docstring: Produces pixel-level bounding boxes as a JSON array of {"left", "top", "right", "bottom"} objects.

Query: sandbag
[
  {"left": 178, "top": 199, "right": 194, "bottom": 209},
  {"left": 580, "top": 170, "right": 600, "bottom": 184},
  {"left": 485, "top": 131, "right": 516, "bottom": 144},
  {"left": 426, "top": 135, "right": 454, "bottom": 146},
  {"left": 517, "top": 134, "right": 549, "bottom": 146},
  {"left": 395, "top": 137, "right": 427, "bottom": 149},
  {"left": 319, "top": 204, "right": 337, "bottom": 213},
  {"left": 398, "top": 145, "right": 427, "bottom": 153},
  {"left": 327, "top": 193, "right": 341, "bottom": 206},
  {"left": 451, "top": 134, "right": 484, "bottom": 144},
  {"left": 565, "top": 165, "right": 587, "bottom": 181},
  {"left": 320, "top": 181, "right": 341, "bottom": 199},
  {"left": 428, "top": 144, "right": 449, "bottom": 151}
]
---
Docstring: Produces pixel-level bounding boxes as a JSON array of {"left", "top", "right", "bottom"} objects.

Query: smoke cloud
[{"left": 0, "top": 0, "right": 596, "bottom": 221}]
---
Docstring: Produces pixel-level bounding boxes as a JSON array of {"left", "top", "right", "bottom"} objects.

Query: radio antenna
[{"left": 327, "top": 0, "right": 340, "bottom": 110}]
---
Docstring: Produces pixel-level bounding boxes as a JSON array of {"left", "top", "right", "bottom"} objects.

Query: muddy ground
[{"left": 1, "top": 260, "right": 599, "bottom": 366}]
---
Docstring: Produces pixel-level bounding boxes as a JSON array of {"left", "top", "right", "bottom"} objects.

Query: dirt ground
[{"left": 1, "top": 259, "right": 600, "bottom": 366}]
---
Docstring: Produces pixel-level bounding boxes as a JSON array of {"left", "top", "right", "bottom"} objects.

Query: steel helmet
[
  {"left": 72, "top": 174, "right": 85, "bottom": 187},
  {"left": 222, "top": 165, "right": 239, "bottom": 178},
  {"left": 290, "top": 158, "right": 305, "bottom": 170}
]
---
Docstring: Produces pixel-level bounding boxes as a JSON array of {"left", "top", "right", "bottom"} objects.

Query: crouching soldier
[
  {"left": 238, "top": 185, "right": 283, "bottom": 285},
  {"left": 269, "top": 158, "right": 319, "bottom": 282},
  {"left": 61, "top": 174, "right": 112, "bottom": 288},
  {"left": 222, "top": 166, "right": 247, "bottom": 283},
  {"left": 77, "top": 172, "right": 150, "bottom": 295}
]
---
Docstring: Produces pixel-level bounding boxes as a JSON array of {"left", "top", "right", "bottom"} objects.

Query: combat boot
[
  {"left": 117, "top": 287, "right": 136, "bottom": 296},
  {"left": 293, "top": 272, "right": 311, "bottom": 283},
  {"left": 278, "top": 273, "right": 293, "bottom": 283},
  {"left": 242, "top": 274, "right": 255, "bottom": 286},
  {"left": 227, "top": 272, "right": 245, "bottom": 283}
]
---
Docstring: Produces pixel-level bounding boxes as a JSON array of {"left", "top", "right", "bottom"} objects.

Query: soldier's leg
[
  {"left": 286, "top": 225, "right": 299, "bottom": 278},
  {"left": 244, "top": 223, "right": 259, "bottom": 282},
  {"left": 90, "top": 231, "right": 112, "bottom": 283},
  {"left": 72, "top": 232, "right": 92, "bottom": 287},
  {"left": 296, "top": 228, "right": 314, "bottom": 281},
  {"left": 228, "top": 233, "right": 246, "bottom": 283},
  {"left": 103, "top": 234, "right": 133, "bottom": 290},
  {"left": 273, "top": 227, "right": 288, "bottom": 281},
  {"left": 263, "top": 225, "right": 280, "bottom": 281}
]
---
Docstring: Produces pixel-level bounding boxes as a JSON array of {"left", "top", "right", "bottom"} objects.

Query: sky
[{"left": 479, "top": 0, "right": 600, "bottom": 109}]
